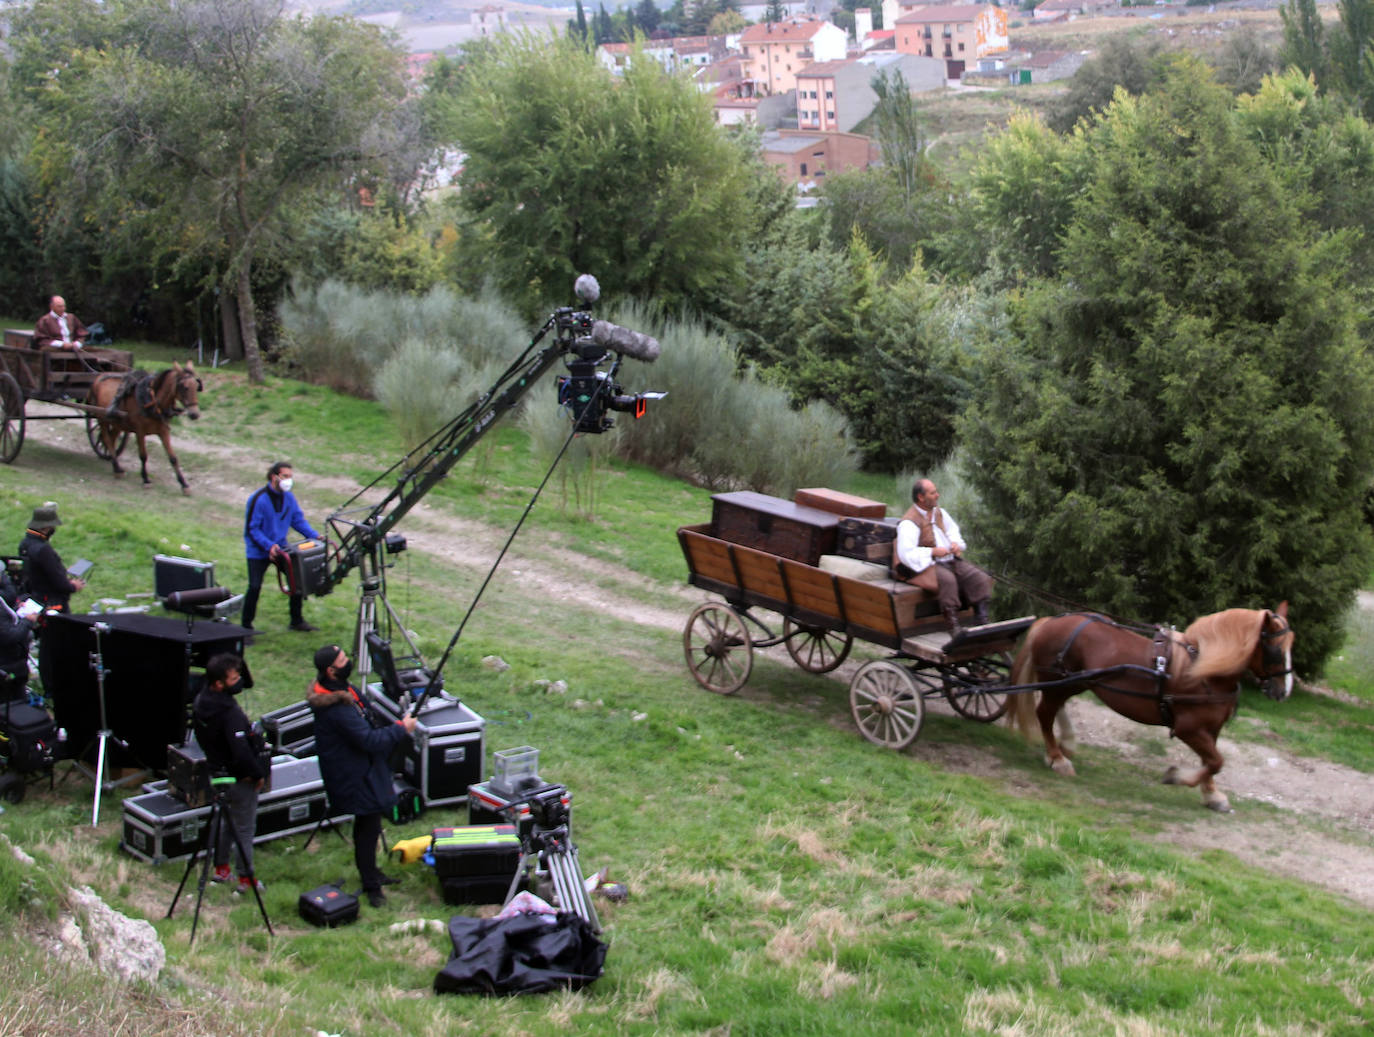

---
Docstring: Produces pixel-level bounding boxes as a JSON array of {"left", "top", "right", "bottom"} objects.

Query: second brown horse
[{"left": 85, "top": 361, "right": 202, "bottom": 494}]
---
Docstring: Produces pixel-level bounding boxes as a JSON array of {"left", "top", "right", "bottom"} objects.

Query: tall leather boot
[
  {"left": 972, "top": 601, "right": 990, "bottom": 627},
  {"left": 943, "top": 607, "right": 963, "bottom": 637}
]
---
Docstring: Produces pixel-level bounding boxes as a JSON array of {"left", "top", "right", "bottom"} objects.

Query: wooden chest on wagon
[{"left": 710, "top": 491, "right": 841, "bottom": 566}]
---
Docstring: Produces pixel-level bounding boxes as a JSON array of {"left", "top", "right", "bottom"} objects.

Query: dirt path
[{"left": 29, "top": 400, "right": 1374, "bottom": 909}]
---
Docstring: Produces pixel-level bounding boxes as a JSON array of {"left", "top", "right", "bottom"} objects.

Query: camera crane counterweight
[{"left": 312, "top": 276, "right": 662, "bottom": 693}]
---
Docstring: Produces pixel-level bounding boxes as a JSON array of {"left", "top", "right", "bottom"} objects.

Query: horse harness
[
  {"left": 106, "top": 368, "right": 198, "bottom": 421},
  {"left": 1047, "top": 613, "right": 1231, "bottom": 733}
]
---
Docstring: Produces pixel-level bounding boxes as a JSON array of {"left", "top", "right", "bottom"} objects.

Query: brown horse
[
  {"left": 1006, "top": 604, "right": 1293, "bottom": 811},
  {"left": 85, "top": 362, "right": 203, "bottom": 494}
]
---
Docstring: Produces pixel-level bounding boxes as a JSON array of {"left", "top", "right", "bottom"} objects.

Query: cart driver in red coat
[{"left": 33, "top": 295, "right": 89, "bottom": 350}]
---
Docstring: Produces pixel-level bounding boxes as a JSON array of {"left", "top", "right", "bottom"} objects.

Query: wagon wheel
[
  {"left": 0, "top": 371, "right": 25, "bottom": 464},
  {"left": 782, "top": 618, "right": 853, "bottom": 674},
  {"left": 683, "top": 602, "right": 753, "bottom": 695},
  {"left": 944, "top": 651, "right": 1012, "bottom": 723},
  {"left": 85, "top": 412, "right": 128, "bottom": 460},
  {"left": 849, "top": 660, "right": 926, "bottom": 749}
]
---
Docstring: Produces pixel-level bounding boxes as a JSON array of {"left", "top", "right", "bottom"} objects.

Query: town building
[
  {"left": 795, "top": 52, "right": 945, "bottom": 133},
  {"left": 738, "top": 18, "right": 849, "bottom": 96},
  {"left": 892, "top": 3, "right": 1009, "bottom": 79}
]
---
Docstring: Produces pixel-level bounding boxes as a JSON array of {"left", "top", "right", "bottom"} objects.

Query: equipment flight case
[
  {"left": 260, "top": 700, "right": 316, "bottom": 758},
  {"left": 367, "top": 690, "right": 484, "bottom": 810},
  {"left": 121, "top": 755, "right": 349, "bottom": 864},
  {"left": 432, "top": 824, "right": 521, "bottom": 904}
]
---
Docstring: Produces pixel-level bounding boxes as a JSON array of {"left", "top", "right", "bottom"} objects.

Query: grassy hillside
[{"left": 0, "top": 334, "right": 1372, "bottom": 1034}]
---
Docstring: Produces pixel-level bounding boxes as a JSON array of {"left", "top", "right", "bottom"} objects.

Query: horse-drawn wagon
[
  {"left": 0, "top": 328, "right": 134, "bottom": 463},
  {"left": 678, "top": 487, "right": 1298, "bottom": 811},
  {"left": 0, "top": 329, "right": 203, "bottom": 491},
  {"left": 677, "top": 489, "right": 1035, "bottom": 749}
]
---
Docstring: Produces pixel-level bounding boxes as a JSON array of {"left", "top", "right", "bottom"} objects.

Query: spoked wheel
[
  {"left": 683, "top": 602, "right": 754, "bottom": 695},
  {"left": 783, "top": 618, "right": 853, "bottom": 674},
  {"left": 0, "top": 772, "right": 25, "bottom": 805},
  {"left": 944, "top": 651, "right": 1012, "bottom": 722},
  {"left": 849, "top": 660, "right": 927, "bottom": 749},
  {"left": 86, "top": 412, "right": 128, "bottom": 461},
  {"left": 0, "top": 371, "right": 25, "bottom": 464}
]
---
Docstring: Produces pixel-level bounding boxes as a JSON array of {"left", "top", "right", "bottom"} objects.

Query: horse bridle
[{"left": 1257, "top": 613, "right": 1294, "bottom": 698}]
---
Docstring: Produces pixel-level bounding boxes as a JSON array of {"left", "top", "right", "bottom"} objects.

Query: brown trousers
[{"left": 932, "top": 559, "right": 992, "bottom": 614}]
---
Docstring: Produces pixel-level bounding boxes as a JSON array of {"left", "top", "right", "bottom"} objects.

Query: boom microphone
[
  {"left": 164, "top": 586, "right": 233, "bottom": 612},
  {"left": 589, "top": 320, "right": 660, "bottom": 363}
]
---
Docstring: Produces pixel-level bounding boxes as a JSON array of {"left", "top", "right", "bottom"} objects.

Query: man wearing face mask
[
  {"left": 242, "top": 461, "right": 321, "bottom": 632},
  {"left": 192, "top": 653, "right": 268, "bottom": 893},
  {"left": 308, "top": 644, "right": 417, "bottom": 907}
]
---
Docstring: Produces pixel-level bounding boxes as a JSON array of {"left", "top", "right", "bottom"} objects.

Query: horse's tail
[{"left": 1005, "top": 617, "right": 1048, "bottom": 741}]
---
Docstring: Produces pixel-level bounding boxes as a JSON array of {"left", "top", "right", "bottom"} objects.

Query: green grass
[{"left": 2, "top": 345, "right": 1374, "bottom": 1034}]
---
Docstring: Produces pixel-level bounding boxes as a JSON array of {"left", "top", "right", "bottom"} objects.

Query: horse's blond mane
[{"left": 1182, "top": 608, "right": 1265, "bottom": 684}]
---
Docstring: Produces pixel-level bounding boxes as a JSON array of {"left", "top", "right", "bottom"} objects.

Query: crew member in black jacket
[
  {"left": 308, "top": 643, "right": 416, "bottom": 907},
  {"left": 192, "top": 653, "right": 268, "bottom": 893},
  {"left": 18, "top": 501, "right": 84, "bottom": 613}
]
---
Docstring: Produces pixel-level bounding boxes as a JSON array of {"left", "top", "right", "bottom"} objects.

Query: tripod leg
[
  {"left": 222, "top": 807, "right": 273, "bottom": 937},
  {"left": 187, "top": 801, "right": 221, "bottom": 947},
  {"left": 166, "top": 799, "right": 213, "bottom": 919},
  {"left": 546, "top": 846, "right": 601, "bottom": 933},
  {"left": 502, "top": 850, "right": 530, "bottom": 908}
]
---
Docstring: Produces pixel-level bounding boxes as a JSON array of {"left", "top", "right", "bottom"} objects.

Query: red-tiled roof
[{"left": 740, "top": 19, "right": 832, "bottom": 44}]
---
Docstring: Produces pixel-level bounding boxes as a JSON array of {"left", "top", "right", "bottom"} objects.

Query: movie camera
[{"left": 554, "top": 277, "right": 666, "bottom": 435}]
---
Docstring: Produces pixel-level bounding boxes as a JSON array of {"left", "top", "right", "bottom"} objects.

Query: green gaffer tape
[{"left": 434, "top": 833, "right": 520, "bottom": 848}]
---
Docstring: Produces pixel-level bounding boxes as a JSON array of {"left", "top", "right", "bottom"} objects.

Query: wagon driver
[
  {"left": 893, "top": 478, "right": 992, "bottom": 637},
  {"left": 33, "top": 295, "right": 89, "bottom": 350}
]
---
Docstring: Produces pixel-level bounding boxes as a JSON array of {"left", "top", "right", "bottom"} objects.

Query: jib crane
[{"left": 307, "top": 275, "right": 661, "bottom": 688}]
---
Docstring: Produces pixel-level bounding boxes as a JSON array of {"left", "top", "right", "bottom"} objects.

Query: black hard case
[
  {"left": 440, "top": 874, "right": 516, "bottom": 906},
  {"left": 0, "top": 701, "right": 58, "bottom": 774},
  {"left": 430, "top": 824, "right": 521, "bottom": 879},
  {"left": 298, "top": 883, "right": 359, "bottom": 927},
  {"left": 367, "top": 690, "right": 484, "bottom": 809},
  {"left": 260, "top": 700, "right": 315, "bottom": 757},
  {"left": 167, "top": 741, "right": 272, "bottom": 807},
  {"left": 121, "top": 755, "right": 348, "bottom": 863}
]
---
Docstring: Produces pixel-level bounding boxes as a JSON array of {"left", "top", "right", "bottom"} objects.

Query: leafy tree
[
  {"left": 1279, "top": 0, "right": 1328, "bottom": 86},
  {"left": 1329, "top": 0, "right": 1374, "bottom": 116},
  {"left": 1208, "top": 26, "right": 1279, "bottom": 96},
  {"left": 708, "top": 9, "right": 746, "bottom": 33},
  {"left": 572, "top": 0, "right": 589, "bottom": 43},
  {"left": 962, "top": 59, "right": 1374, "bottom": 671},
  {"left": 766, "top": 0, "right": 787, "bottom": 22},
  {"left": 965, "top": 111, "right": 1091, "bottom": 282},
  {"left": 636, "top": 0, "right": 661, "bottom": 34},
  {"left": 435, "top": 35, "right": 772, "bottom": 315},
  {"left": 1047, "top": 34, "right": 1169, "bottom": 132},
  {"left": 870, "top": 69, "right": 928, "bottom": 208},
  {"left": 12, "top": 0, "right": 418, "bottom": 382}
]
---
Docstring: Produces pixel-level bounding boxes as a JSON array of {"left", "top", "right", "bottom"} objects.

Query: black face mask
[
  {"left": 334, "top": 661, "right": 353, "bottom": 682},
  {"left": 225, "top": 677, "right": 245, "bottom": 696}
]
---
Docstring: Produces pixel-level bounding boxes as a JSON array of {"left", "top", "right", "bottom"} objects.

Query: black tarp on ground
[{"left": 433, "top": 912, "right": 607, "bottom": 996}]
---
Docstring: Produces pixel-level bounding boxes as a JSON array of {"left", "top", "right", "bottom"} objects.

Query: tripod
[
  {"left": 504, "top": 820, "right": 601, "bottom": 933},
  {"left": 71, "top": 622, "right": 141, "bottom": 825},
  {"left": 167, "top": 777, "right": 273, "bottom": 946}
]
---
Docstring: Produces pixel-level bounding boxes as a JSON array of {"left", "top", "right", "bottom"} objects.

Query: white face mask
[{"left": 278, "top": 477, "right": 294, "bottom": 493}]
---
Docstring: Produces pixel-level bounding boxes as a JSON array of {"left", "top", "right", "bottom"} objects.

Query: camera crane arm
[{"left": 313, "top": 276, "right": 661, "bottom": 689}]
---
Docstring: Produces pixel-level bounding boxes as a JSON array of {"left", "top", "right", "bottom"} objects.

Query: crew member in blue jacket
[
  {"left": 242, "top": 461, "right": 320, "bottom": 632},
  {"left": 308, "top": 643, "right": 417, "bottom": 907}
]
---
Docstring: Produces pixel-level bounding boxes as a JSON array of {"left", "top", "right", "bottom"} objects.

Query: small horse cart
[
  {"left": 0, "top": 328, "right": 133, "bottom": 464},
  {"left": 678, "top": 489, "right": 1035, "bottom": 750}
]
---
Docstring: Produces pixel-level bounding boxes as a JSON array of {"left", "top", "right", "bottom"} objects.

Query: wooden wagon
[
  {"left": 678, "top": 489, "right": 1034, "bottom": 750},
  {"left": 0, "top": 329, "right": 133, "bottom": 463}
]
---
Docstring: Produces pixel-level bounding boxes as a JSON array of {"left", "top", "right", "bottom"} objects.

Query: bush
[{"left": 373, "top": 338, "right": 467, "bottom": 451}]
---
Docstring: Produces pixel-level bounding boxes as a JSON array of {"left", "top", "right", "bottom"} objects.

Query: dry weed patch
[{"left": 626, "top": 966, "right": 703, "bottom": 1021}]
